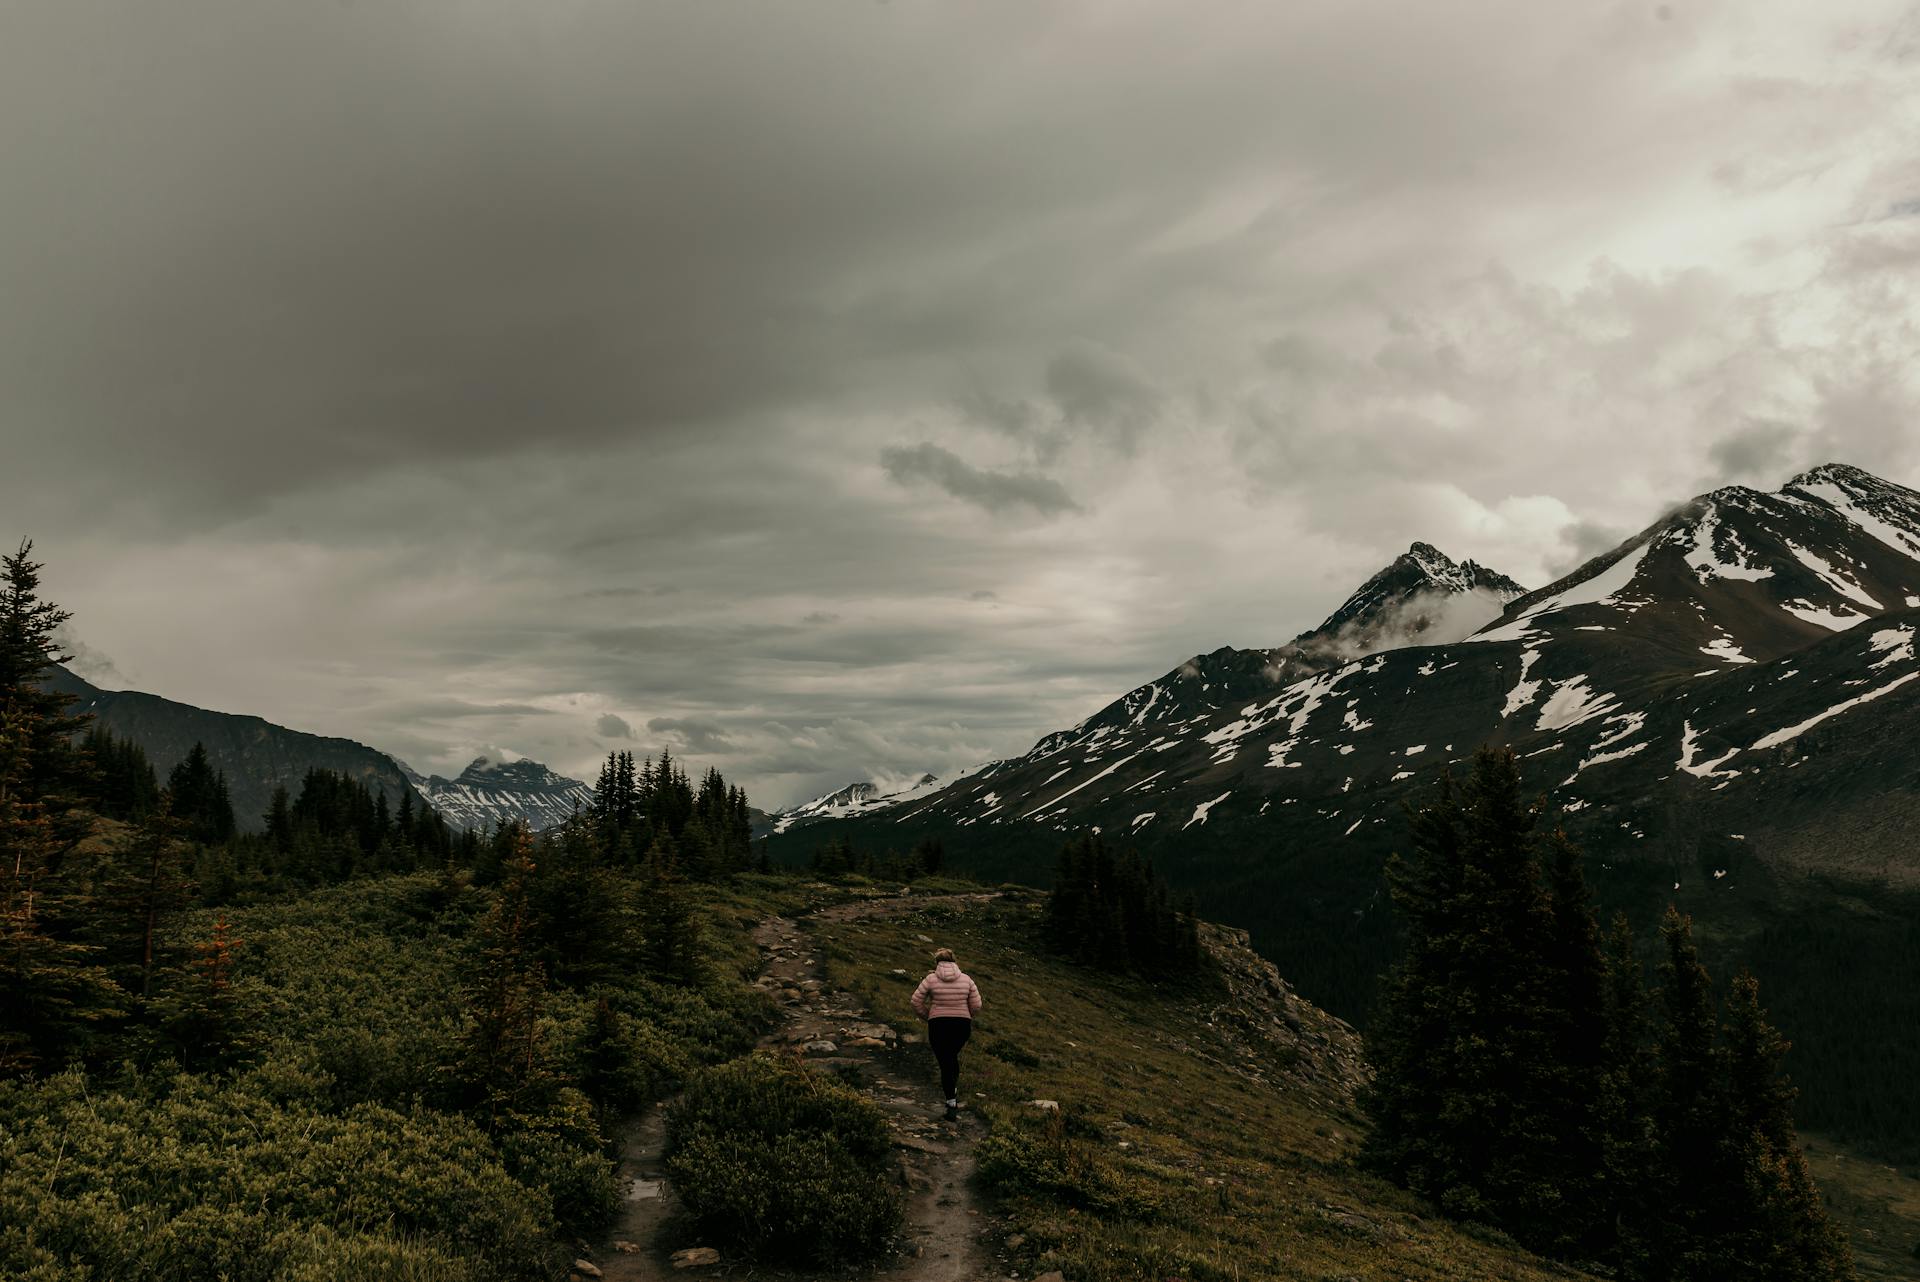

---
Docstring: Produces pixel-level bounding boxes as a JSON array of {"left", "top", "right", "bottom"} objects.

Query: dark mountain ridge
[{"left": 46, "top": 666, "right": 423, "bottom": 831}]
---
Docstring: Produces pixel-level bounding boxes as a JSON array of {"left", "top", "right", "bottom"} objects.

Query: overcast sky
[{"left": 6, "top": 1, "right": 1919, "bottom": 808}]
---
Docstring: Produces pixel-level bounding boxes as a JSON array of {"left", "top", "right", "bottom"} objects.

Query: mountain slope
[
  {"left": 786, "top": 463, "right": 1920, "bottom": 1170},
  {"left": 772, "top": 773, "right": 943, "bottom": 834},
  {"left": 47, "top": 666, "right": 423, "bottom": 831},
  {"left": 773, "top": 544, "right": 1522, "bottom": 839},
  {"left": 397, "top": 756, "right": 595, "bottom": 833},
  {"left": 809, "top": 464, "right": 1920, "bottom": 873}
]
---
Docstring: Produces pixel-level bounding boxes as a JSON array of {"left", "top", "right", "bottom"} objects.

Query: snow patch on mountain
[{"left": 397, "top": 755, "right": 593, "bottom": 833}]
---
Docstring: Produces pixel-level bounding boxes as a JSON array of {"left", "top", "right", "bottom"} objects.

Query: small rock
[
  {"left": 670, "top": 1246, "right": 722, "bottom": 1269},
  {"left": 805, "top": 1039, "right": 838, "bottom": 1054},
  {"left": 571, "top": 1261, "right": 603, "bottom": 1280},
  {"left": 900, "top": 1033, "right": 922, "bottom": 1044},
  {"left": 1033, "top": 1273, "right": 1066, "bottom": 1282},
  {"left": 916, "top": 933, "right": 934, "bottom": 943},
  {"left": 846, "top": 1036, "right": 886, "bottom": 1048},
  {"left": 613, "top": 1240, "right": 642, "bottom": 1254},
  {"left": 1028, "top": 1099, "right": 1060, "bottom": 1112},
  {"left": 891, "top": 967, "right": 908, "bottom": 975},
  {"left": 1005, "top": 1233, "right": 1027, "bottom": 1249}
]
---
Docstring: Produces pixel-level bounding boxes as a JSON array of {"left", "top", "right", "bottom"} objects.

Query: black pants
[{"left": 927, "top": 1017, "right": 972, "bottom": 1100}]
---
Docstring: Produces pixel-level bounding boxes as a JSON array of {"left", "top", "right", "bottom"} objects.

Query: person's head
[{"left": 933, "top": 947, "right": 956, "bottom": 965}]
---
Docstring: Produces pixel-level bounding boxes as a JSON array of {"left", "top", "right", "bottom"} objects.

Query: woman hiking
[{"left": 910, "top": 947, "right": 982, "bottom": 1121}]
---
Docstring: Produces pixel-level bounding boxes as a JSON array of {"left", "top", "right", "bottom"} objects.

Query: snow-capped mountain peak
[
  {"left": 1015, "top": 541, "right": 1528, "bottom": 766},
  {"left": 807, "top": 462, "right": 1920, "bottom": 880},
  {"left": 773, "top": 772, "right": 945, "bottom": 834},
  {"left": 396, "top": 754, "right": 594, "bottom": 833}
]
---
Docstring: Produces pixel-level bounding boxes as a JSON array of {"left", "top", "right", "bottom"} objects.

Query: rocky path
[
  {"left": 753, "top": 892, "right": 1002, "bottom": 1281},
  {"left": 580, "top": 892, "right": 1000, "bottom": 1282},
  {"left": 583, "top": 1105, "right": 677, "bottom": 1282}
]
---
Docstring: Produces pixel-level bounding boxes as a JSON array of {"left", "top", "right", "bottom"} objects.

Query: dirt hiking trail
[{"left": 582, "top": 892, "right": 1003, "bottom": 1282}]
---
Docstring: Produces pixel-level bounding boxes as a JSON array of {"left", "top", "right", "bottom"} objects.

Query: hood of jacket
[{"left": 934, "top": 960, "right": 962, "bottom": 982}]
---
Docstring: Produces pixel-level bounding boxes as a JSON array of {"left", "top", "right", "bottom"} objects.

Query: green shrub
[
  {"left": 494, "top": 1088, "right": 621, "bottom": 1230},
  {"left": 664, "top": 1054, "right": 902, "bottom": 1264},
  {"left": 0, "top": 1067, "right": 557, "bottom": 1282},
  {"left": 976, "top": 1107, "right": 1163, "bottom": 1220}
]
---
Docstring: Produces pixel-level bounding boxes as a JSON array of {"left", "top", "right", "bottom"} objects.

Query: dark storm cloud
[
  {"left": 595, "top": 713, "right": 633, "bottom": 740},
  {"left": 1709, "top": 420, "right": 1803, "bottom": 482},
  {"left": 7, "top": 0, "right": 1919, "bottom": 807},
  {"left": 1043, "top": 342, "right": 1164, "bottom": 449},
  {"left": 647, "top": 717, "right": 734, "bottom": 755},
  {"left": 880, "top": 444, "right": 1080, "bottom": 516}
]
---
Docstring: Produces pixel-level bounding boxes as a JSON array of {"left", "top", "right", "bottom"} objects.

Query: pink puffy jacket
[{"left": 910, "top": 960, "right": 982, "bottom": 1021}]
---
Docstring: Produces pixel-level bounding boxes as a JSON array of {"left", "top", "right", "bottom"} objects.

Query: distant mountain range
[
  {"left": 774, "top": 540, "right": 1528, "bottom": 839},
  {"left": 783, "top": 463, "right": 1920, "bottom": 1027},
  {"left": 772, "top": 773, "right": 945, "bottom": 834},
  {"left": 46, "top": 667, "right": 601, "bottom": 835},
  {"left": 397, "top": 756, "right": 595, "bottom": 833},
  {"left": 46, "top": 666, "right": 423, "bottom": 831}
]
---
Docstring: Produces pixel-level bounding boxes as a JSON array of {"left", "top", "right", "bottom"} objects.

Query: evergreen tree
[
  {"left": 462, "top": 826, "right": 556, "bottom": 1127},
  {"left": 263, "top": 785, "right": 292, "bottom": 851},
  {"left": 149, "top": 916, "right": 250, "bottom": 1072},
  {"left": 1363, "top": 768, "right": 1471, "bottom": 1200},
  {"left": 0, "top": 541, "right": 89, "bottom": 798},
  {"left": 1044, "top": 832, "right": 1201, "bottom": 975},
  {"left": 1366, "top": 751, "right": 1636, "bottom": 1258},
  {"left": 1648, "top": 909, "right": 1727, "bottom": 1282},
  {"left": 0, "top": 544, "right": 122, "bottom": 1073},
  {"left": 1534, "top": 828, "right": 1616, "bottom": 1261},
  {"left": 165, "top": 744, "right": 235, "bottom": 844},
  {"left": 79, "top": 727, "right": 160, "bottom": 822},
  {"left": 637, "top": 835, "right": 701, "bottom": 986},
  {"left": 91, "top": 798, "right": 194, "bottom": 997},
  {"left": 1602, "top": 912, "right": 1657, "bottom": 1276}
]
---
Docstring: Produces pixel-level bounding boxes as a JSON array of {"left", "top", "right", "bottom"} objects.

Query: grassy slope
[
  {"left": 807, "top": 889, "right": 1596, "bottom": 1282},
  {"left": 1807, "top": 1135, "right": 1920, "bottom": 1282}
]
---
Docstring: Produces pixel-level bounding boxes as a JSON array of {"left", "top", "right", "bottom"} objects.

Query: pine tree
[
  {"left": 1365, "top": 752, "right": 1614, "bottom": 1253},
  {"left": 1364, "top": 769, "right": 1469, "bottom": 1196},
  {"left": 637, "top": 835, "right": 701, "bottom": 986},
  {"left": 0, "top": 541, "right": 89, "bottom": 798},
  {"left": 463, "top": 826, "right": 556, "bottom": 1127},
  {"left": 150, "top": 916, "right": 250, "bottom": 1072},
  {"left": 1601, "top": 912, "right": 1657, "bottom": 1276},
  {"left": 92, "top": 797, "right": 195, "bottom": 997},
  {"left": 1648, "top": 908, "right": 1727, "bottom": 1282},
  {"left": 80, "top": 727, "right": 160, "bottom": 822},
  {"left": 263, "top": 785, "right": 292, "bottom": 851},
  {"left": 1719, "top": 970, "right": 1853, "bottom": 1282},
  {"left": 0, "top": 543, "right": 124, "bottom": 1074},
  {"left": 1534, "top": 828, "right": 1616, "bottom": 1261},
  {"left": 166, "top": 743, "right": 235, "bottom": 844}
]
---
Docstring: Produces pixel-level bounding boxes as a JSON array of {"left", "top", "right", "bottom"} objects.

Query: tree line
[
  {"left": 1046, "top": 832, "right": 1203, "bottom": 974},
  {"left": 807, "top": 833, "right": 946, "bottom": 883},
  {"left": 1365, "top": 748, "right": 1852, "bottom": 1281},
  {"left": 0, "top": 538, "right": 745, "bottom": 1091}
]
